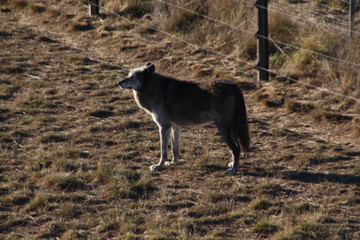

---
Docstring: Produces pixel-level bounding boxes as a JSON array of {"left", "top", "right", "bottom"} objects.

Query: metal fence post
[
  {"left": 256, "top": 0, "right": 269, "bottom": 81},
  {"left": 349, "top": 0, "right": 356, "bottom": 38},
  {"left": 89, "top": 0, "right": 100, "bottom": 16}
]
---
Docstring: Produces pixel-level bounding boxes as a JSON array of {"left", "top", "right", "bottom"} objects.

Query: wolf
[{"left": 118, "top": 63, "right": 250, "bottom": 175}]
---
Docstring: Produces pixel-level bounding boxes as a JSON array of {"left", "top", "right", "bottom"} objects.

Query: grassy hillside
[
  {"left": 0, "top": 0, "right": 359, "bottom": 239},
  {"left": 103, "top": 0, "right": 360, "bottom": 98}
]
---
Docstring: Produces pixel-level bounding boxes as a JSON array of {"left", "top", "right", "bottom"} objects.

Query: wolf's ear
[{"left": 145, "top": 62, "right": 155, "bottom": 75}]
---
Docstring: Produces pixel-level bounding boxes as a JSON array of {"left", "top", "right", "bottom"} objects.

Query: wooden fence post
[
  {"left": 256, "top": 0, "right": 269, "bottom": 82},
  {"left": 349, "top": 0, "right": 356, "bottom": 38},
  {"left": 89, "top": 0, "right": 100, "bottom": 16}
]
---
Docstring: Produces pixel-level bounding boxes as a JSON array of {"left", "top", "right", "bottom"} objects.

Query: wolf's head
[{"left": 118, "top": 62, "right": 155, "bottom": 91}]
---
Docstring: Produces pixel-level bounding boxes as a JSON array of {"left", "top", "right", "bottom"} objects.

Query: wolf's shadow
[{"left": 243, "top": 167, "right": 360, "bottom": 186}]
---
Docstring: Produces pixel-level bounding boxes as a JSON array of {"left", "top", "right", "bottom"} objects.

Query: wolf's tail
[{"left": 233, "top": 87, "right": 250, "bottom": 152}]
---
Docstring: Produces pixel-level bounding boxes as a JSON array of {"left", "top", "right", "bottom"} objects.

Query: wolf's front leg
[
  {"left": 150, "top": 126, "right": 171, "bottom": 171},
  {"left": 166, "top": 127, "right": 180, "bottom": 166}
]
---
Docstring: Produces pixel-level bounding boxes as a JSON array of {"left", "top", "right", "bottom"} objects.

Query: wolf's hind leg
[
  {"left": 167, "top": 127, "right": 180, "bottom": 165},
  {"left": 215, "top": 123, "right": 240, "bottom": 175},
  {"left": 150, "top": 126, "right": 171, "bottom": 171}
]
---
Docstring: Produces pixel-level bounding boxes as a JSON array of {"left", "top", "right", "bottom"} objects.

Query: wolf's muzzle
[
  {"left": 118, "top": 78, "right": 134, "bottom": 89},
  {"left": 118, "top": 79, "right": 126, "bottom": 88}
]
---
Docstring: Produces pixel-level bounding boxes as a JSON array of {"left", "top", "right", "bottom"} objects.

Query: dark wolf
[{"left": 118, "top": 63, "right": 249, "bottom": 175}]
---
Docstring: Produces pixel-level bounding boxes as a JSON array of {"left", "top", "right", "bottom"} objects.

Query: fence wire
[
  {"left": 156, "top": 0, "right": 360, "bottom": 68},
  {"left": 87, "top": 0, "right": 360, "bottom": 102}
]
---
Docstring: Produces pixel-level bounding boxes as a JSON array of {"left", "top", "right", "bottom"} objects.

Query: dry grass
[
  {"left": 0, "top": 0, "right": 359, "bottom": 239},
  {"left": 104, "top": 0, "right": 153, "bottom": 17},
  {"left": 285, "top": 100, "right": 315, "bottom": 113}
]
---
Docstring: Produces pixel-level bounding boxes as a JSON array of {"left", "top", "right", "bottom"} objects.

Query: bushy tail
[{"left": 233, "top": 88, "right": 250, "bottom": 152}]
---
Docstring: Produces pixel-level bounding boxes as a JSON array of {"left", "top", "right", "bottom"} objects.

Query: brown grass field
[{"left": 1, "top": 0, "right": 360, "bottom": 239}]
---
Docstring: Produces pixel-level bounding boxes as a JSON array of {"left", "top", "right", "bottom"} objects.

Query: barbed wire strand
[
  {"left": 275, "top": 1, "right": 348, "bottom": 24},
  {"left": 265, "top": 0, "right": 360, "bottom": 37},
  {"left": 309, "top": 0, "right": 348, "bottom": 14},
  {"left": 259, "top": 35, "right": 360, "bottom": 68},
  {"left": 248, "top": 0, "right": 360, "bottom": 36},
  {"left": 87, "top": 1, "right": 360, "bottom": 102},
  {"left": 257, "top": 65, "right": 360, "bottom": 102},
  {"left": 233, "top": 0, "right": 359, "bottom": 35},
  {"left": 154, "top": 0, "right": 255, "bottom": 36},
  {"left": 340, "top": 0, "right": 351, "bottom": 4},
  {"left": 156, "top": 0, "right": 360, "bottom": 68},
  {"left": 271, "top": 1, "right": 349, "bottom": 26}
]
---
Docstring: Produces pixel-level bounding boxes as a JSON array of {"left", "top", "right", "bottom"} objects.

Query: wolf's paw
[
  {"left": 165, "top": 161, "right": 177, "bottom": 166},
  {"left": 225, "top": 168, "right": 236, "bottom": 175},
  {"left": 150, "top": 164, "right": 163, "bottom": 171}
]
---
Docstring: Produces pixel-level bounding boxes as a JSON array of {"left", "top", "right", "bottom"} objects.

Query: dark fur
[{"left": 118, "top": 63, "right": 249, "bottom": 174}]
